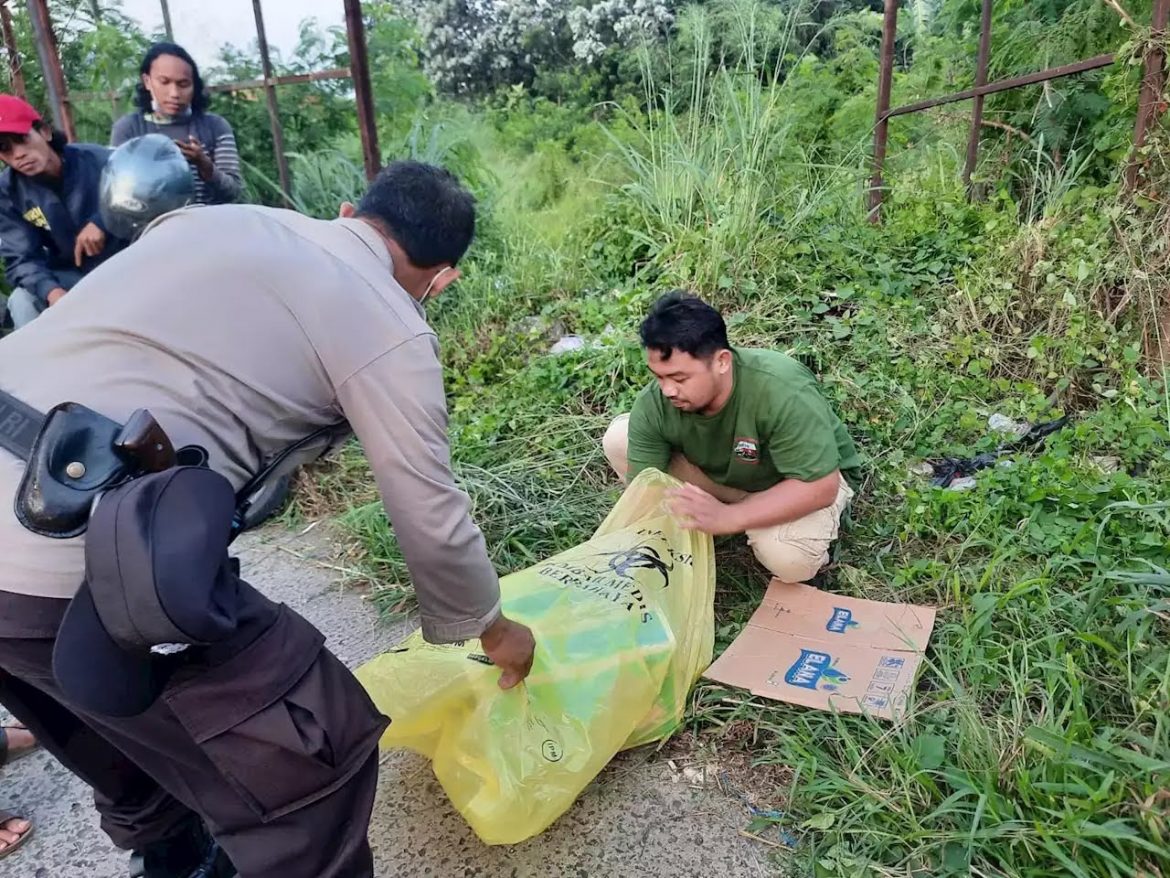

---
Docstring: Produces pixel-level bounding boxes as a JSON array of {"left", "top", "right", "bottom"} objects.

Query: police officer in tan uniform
[{"left": 0, "top": 161, "right": 535, "bottom": 878}]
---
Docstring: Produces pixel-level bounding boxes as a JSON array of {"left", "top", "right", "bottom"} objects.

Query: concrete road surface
[{"left": 1, "top": 526, "right": 777, "bottom": 878}]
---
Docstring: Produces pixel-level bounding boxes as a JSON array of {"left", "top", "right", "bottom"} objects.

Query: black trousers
[{"left": 0, "top": 586, "right": 389, "bottom": 878}]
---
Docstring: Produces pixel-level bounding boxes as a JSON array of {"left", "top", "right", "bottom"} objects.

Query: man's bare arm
[{"left": 667, "top": 470, "right": 840, "bottom": 535}]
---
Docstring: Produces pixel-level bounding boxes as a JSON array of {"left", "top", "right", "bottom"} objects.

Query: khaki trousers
[{"left": 603, "top": 414, "right": 854, "bottom": 583}]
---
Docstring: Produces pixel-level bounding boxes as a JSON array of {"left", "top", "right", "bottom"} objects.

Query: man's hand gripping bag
[{"left": 355, "top": 470, "right": 715, "bottom": 844}]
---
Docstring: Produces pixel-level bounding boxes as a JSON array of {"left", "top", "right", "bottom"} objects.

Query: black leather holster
[{"left": 14, "top": 402, "right": 175, "bottom": 539}]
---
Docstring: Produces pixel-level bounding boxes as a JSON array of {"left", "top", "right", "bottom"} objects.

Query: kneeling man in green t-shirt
[{"left": 604, "top": 291, "right": 863, "bottom": 584}]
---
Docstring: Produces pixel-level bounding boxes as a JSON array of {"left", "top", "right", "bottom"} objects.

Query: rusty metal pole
[
  {"left": 887, "top": 54, "right": 1116, "bottom": 118},
  {"left": 1126, "top": 0, "right": 1170, "bottom": 191},
  {"left": 344, "top": 0, "right": 381, "bottom": 181},
  {"left": 159, "top": 0, "right": 174, "bottom": 41},
  {"left": 251, "top": 0, "right": 292, "bottom": 204},
  {"left": 963, "top": 0, "right": 993, "bottom": 195},
  {"left": 0, "top": 2, "right": 26, "bottom": 98},
  {"left": 26, "top": 0, "right": 75, "bottom": 140},
  {"left": 868, "top": 0, "right": 898, "bottom": 222}
]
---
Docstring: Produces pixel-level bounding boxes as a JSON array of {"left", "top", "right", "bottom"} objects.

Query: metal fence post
[
  {"left": 868, "top": 0, "right": 899, "bottom": 222},
  {"left": 344, "top": 0, "right": 381, "bottom": 182},
  {"left": 26, "top": 0, "right": 75, "bottom": 140},
  {"left": 963, "top": 0, "right": 994, "bottom": 195},
  {"left": 1126, "top": 0, "right": 1170, "bottom": 190},
  {"left": 159, "top": 0, "right": 173, "bottom": 41},
  {"left": 251, "top": 0, "right": 292, "bottom": 205},
  {"left": 0, "top": 2, "right": 25, "bottom": 98}
]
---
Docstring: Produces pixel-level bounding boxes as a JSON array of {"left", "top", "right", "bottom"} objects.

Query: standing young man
[
  {"left": 111, "top": 42, "right": 243, "bottom": 206},
  {"left": 604, "top": 291, "right": 863, "bottom": 583},
  {"left": 0, "top": 161, "right": 534, "bottom": 877},
  {"left": 0, "top": 95, "right": 125, "bottom": 328}
]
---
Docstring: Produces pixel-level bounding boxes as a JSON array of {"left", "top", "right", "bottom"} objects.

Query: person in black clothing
[
  {"left": 0, "top": 95, "right": 125, "bottom": 329},
  {"left": 111, "top": 43, "right": 243, "bottom": 206}
]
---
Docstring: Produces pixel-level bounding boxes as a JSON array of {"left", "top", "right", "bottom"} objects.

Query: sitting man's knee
[
  {"left": 750, "top": 538, "right": 827, "bottom": 583},
  {"left": 6, "top": 287, "right": 44, "bottom": 329},
  {"left": 602, "top": 414, "right": 631, "bottom": 477}
]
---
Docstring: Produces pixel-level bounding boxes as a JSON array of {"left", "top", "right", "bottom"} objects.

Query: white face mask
[{"left": 419, "top": 266, "right": 455, "bottom": 304}]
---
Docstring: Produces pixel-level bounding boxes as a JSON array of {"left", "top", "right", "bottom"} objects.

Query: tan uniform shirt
[{"left": 0, "top": 204, "right": 500, "bottom": 642}]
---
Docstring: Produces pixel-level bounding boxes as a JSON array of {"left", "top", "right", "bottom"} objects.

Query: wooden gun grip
[{"left": 114, "top": 409, "right": 176, "bottom": 473}]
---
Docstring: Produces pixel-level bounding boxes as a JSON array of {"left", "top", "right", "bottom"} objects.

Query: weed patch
[{"left": 294, "top": 4, "right": 1170, "bottom": 874}]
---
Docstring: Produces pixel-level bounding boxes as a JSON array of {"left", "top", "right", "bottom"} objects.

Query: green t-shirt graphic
[{"left": 626, "top": 348, "right": 862, "bottom": 493}]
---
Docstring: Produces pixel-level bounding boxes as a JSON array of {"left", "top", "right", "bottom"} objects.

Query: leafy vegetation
[{"left": 6, "top": 0, "right": 1170, "bottom": 875}]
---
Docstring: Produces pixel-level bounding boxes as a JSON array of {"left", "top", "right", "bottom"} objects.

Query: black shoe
[
  {"left": 128, "top": 818, "right": 237, "bottom": 878},
  {"left": 190, "top": 841, "right": 237, "bottom": 878}
]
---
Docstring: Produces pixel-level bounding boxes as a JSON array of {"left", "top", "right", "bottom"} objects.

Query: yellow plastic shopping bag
[{"left": 355, "top": 469, "right": 715, "bottom": 845}]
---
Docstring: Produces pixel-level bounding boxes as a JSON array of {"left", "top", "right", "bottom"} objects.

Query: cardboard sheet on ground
[{"left": 704, "top": 580, "right": 936, "bottom": 720}]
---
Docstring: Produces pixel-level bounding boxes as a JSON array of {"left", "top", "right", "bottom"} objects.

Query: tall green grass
[
  {"left": 693, "top": 494, "right": 1170, "bottom": 876},
  {"left": 601, "top": 0, "right": 866, "bottom": 296},
  {"left": 243, "top": 110, "right": 501, "bottom": 219},
  {"left": 286, "top": 2, "right": 1170, "bottom": 874}
]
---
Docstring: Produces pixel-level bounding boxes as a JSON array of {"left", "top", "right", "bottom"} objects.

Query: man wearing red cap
[{"left": 0, "top": 95, "right": 126, "bottom": 330}]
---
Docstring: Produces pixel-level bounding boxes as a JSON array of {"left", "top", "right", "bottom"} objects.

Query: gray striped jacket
[{"left": 111, "top": 111, "right": 243, "bottom": 205}]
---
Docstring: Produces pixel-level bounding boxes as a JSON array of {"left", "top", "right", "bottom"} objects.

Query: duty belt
[
  {"left": 1, "top": 388, "right": 349, "bottom": 541},
  {"left": 1, "top": 389, "right": 176, "bottom": 539},
  {"left": 0, "top": 391, "right": 42, "bottom": 461}
]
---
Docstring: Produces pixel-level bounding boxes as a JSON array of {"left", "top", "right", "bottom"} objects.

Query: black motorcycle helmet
[{"left": 99, "top": 133, "right": 195, "bottom": 240}]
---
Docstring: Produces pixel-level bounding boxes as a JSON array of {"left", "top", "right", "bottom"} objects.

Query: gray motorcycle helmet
[{"left": 99, "top": 133, "right": 195, "bottom": 240}]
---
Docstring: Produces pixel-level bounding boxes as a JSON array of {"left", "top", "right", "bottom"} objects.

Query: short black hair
[
  {"left": 0, "top": 120, "right": 66, "bottom": 157},
  {"left": 135, "top": 42, "right": 209, "bottom": 114},
  {"left": 639, "top": 290, "right": 731, "bottom": 360},
  {"left": 37, "top": 121, "right": 67, "bottom": 153},
  {"left": 356, "top": 160, "right": 476, "bottom": 267}
]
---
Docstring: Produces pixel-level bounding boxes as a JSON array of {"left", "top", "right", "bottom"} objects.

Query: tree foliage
[{"left": 413, "top": 0, "right": 676, "bottom": 96}]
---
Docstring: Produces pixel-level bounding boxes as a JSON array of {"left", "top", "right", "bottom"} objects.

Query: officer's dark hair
[
  {"left": 639, "top": 290, "right": 731, "bottom": 361},
  {"left": 356, "top": 160, "right": 476, "bottom": 268},
  {"left": 135, "top": 42, "right": 209, "bottom": 114}
]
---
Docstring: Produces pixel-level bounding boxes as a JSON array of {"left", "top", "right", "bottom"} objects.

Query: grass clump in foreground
[{"left": 291, "top": 3, "right": 1170, "bottom": 874}]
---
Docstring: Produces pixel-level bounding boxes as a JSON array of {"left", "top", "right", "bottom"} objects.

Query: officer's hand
[
  {"left": 480, "top": 615, "right": 535, "bottom": 690},
  {"left": 46, "top": 287, "right": 67, "bottom": 306},
  {"left": 73, "top": 222, "right": 106, "bottom": 267}
]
